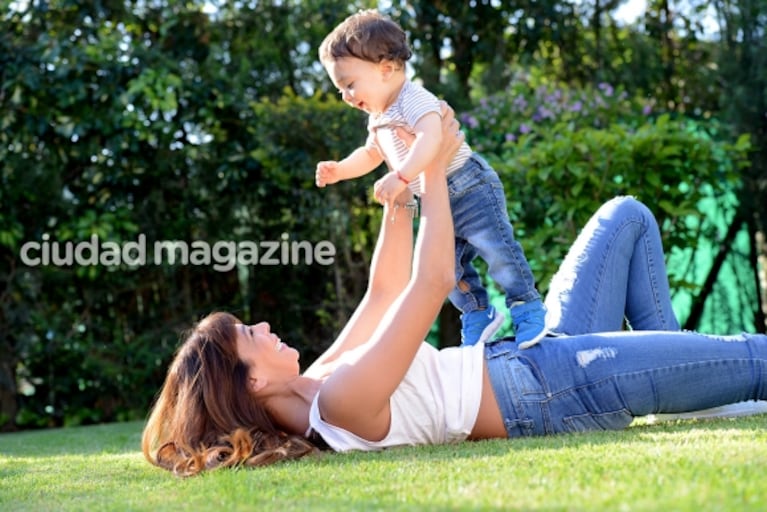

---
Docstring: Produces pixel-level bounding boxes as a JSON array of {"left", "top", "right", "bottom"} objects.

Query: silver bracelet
[
  {"left": 404, "top": 199, "right": 419, "bottom": 218},
  {"left": 390, "top": 199, "right": 419, "bottom": 223}
]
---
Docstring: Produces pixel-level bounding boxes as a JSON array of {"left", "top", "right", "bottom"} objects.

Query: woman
[{"left": 142, "top": 108, "right": 767, "bottom": 476}]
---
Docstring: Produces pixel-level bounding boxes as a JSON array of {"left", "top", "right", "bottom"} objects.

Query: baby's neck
[{"left": 379, "top": 72, "right": 407, "bottom": 114}]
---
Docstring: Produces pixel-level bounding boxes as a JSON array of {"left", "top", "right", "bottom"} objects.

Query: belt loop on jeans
[{"left": 469, "top": 153, "right": 488, "bottom": 168}]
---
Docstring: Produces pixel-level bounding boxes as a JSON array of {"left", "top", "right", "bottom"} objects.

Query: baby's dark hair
[{"left": 319, "top": 9, "right": 412, "bottom": 67}]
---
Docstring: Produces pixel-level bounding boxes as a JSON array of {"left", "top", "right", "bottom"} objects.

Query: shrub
[{"left": 460, "top": 78, "right": 750, "bottom": 312}]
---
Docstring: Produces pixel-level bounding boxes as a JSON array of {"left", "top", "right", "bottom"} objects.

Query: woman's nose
[{"left": 253, "top": 321, "right": 270, "bottom": 333}]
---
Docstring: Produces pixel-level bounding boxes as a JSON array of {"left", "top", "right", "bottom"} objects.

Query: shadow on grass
[
  {"left": 300, "top": 413, "right": 767, "bottom": 468},
  {"left": 0, "top": 414, "right": 764, "bottom": 466}
]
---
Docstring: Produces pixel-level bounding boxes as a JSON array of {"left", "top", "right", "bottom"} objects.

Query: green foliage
[
  {"left": 713, "top": 0, "right": 767, "bottom": 235},
  {"left": 0, "top": 1, "right": 376, "bottom": 429},
  {"left": 236, "top": 90, "right": 384, "bottom": 362},
  {"left": 461, "top": 79, "right": 750, "bottom": 294}
]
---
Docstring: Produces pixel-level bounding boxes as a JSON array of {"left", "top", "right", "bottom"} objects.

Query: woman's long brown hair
[{"left": 141, "top": 312, "right": 318, "bottom": 476}]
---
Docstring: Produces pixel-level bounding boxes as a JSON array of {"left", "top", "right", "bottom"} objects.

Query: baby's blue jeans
[{"left": 446, "top": 154, "right": 540, "bottom": 313}]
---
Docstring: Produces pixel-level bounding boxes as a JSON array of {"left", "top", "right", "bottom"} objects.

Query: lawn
[{"left": 1, "top": 416, "right": 765, "bottom": 511}]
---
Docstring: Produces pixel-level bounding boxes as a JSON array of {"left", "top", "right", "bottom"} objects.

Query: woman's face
[{"left": 235, "top": 322, "right": 300, "bottom": 382}]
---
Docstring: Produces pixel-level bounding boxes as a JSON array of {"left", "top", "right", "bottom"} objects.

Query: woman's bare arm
[
  {"left": 316, "top": 106, "right": 463, "bottom": 439},
  {"left": 303, "top": 189, "right": 415, "bottom": 378}
]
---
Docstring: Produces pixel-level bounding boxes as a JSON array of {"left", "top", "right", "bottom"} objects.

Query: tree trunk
[
  {"left": 683, "top": 209, "right": 745, "bottom": 330},
  {"left": 751, "top": 220, "right": 767, "bottom": 333},
  {"left": 0, "top": 350, "right": 17, "bottom": 432}
]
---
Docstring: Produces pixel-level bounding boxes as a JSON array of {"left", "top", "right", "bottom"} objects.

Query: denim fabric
[
  {"left": 485, "top": 331, "right": 767, "bottom": 436},
  {"left": 447, "top": 154, "right": 540, "bottom": 313},
  {"left": 544, "top": 196, "right": 680, "bottom": 334}
]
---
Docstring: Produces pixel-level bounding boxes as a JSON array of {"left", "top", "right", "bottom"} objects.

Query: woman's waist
[{"left": 469, "top": 361, "right": 510, "bottom": 439}]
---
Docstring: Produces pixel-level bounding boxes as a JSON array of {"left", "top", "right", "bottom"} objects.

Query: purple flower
[
  {"left": 505, "top": 133, "right": 517, "bottom": 142},
  {"left": 519, "top": 123, "right": 531, "bottom": 134},
  {"left": 460, "top": 114, "right": 480, "bottom": 129},
  {"left": 642, "top": 104, "right": 652, "bottom": 116},
  {"left": 598, "top": 82, "right": 614, "bottom": 97},
  {"left": 537, "top": 106, "right": 555, "bottom": 120},
  {"left": 544, "top": 89, "right": 562, "bottom": 105},
  {"left": 570, "top": 101, "right": 583, "bottom": 113}
]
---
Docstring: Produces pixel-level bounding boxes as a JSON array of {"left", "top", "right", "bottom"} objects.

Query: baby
[{"left": 316, "top": 10, "right": 546, "bottom": 347}]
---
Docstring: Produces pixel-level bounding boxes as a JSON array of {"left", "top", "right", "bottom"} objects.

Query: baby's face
[{"left": 325, "top": 57, "right": 394, "bottom": 115}]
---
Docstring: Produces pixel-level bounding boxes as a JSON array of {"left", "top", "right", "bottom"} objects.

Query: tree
[
  {"left": 711, "top": 0, "right": 767, "bottom": 331},
  {"left": 0, "top": 0, "right": 374, "bottom": 429}
]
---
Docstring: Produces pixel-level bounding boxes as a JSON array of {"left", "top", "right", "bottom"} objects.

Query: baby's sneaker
[
  {"left": 460, "top": 306, "right": 506, "bottom": 346},
  {"left": 511, "top": 299, "right": 547, "bottom": 349}
]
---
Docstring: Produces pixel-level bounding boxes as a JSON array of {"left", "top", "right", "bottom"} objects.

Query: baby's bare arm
[
  {"left": 337, "top": 145, "right": 384, "bottom": 180},
  {"left": 392, "top": 112, "right": 442, "bottom": 182}
]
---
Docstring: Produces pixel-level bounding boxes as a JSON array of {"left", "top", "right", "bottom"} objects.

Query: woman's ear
[{"left": 248, "top": 376, "right": 268, "bottom": 394}]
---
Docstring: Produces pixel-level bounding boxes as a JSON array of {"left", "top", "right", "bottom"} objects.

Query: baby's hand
[
  {"left": 316, "top": 161, "right": 341, "bottom": 188},
  {"left": 373, "top": 171, "right": 409, "bottom": 206}
]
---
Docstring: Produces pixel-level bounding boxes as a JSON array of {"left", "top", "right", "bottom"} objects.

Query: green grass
[{"left": 1, "top": 417, "right": 766, "bottom": 511}]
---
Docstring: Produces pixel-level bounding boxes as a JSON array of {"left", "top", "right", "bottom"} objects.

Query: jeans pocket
[
  {"left": 563, "top": 409, "right": 633, "bottom": 433},
  {"left": 504, "top": 418, "right": 535, "bottom": 437}
]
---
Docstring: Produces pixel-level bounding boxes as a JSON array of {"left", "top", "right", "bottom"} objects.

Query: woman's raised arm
[
  {"left": 304, "top": 190, "right": 416, "bottom": 378},
  {"left": 315, "top": 107, "right": 464, "bottom": 440},
  {"left": 305, "top": 105, "right": 461, "bottom": 380}
]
